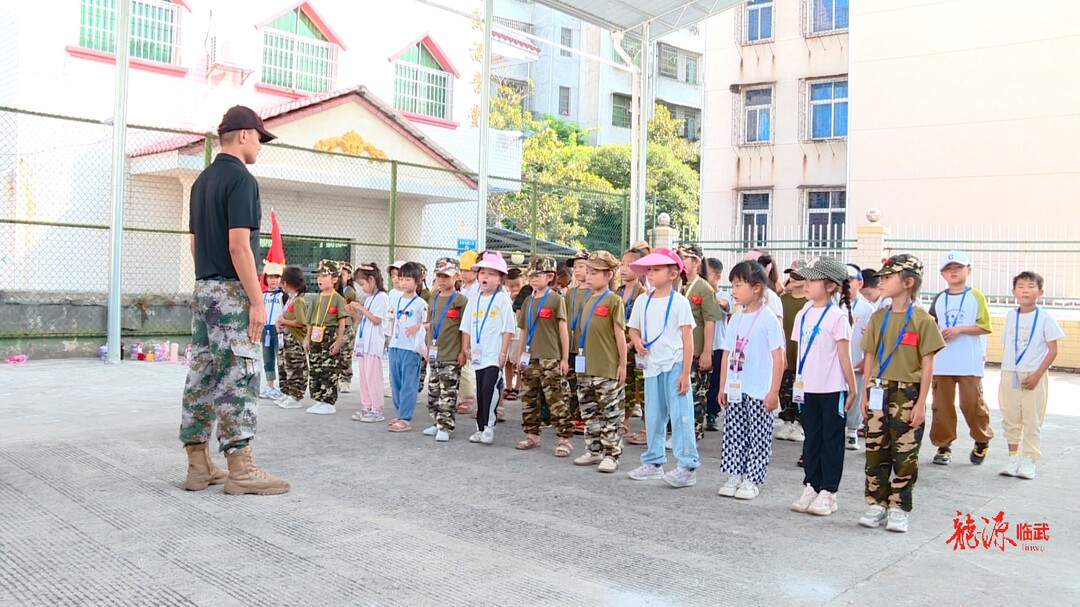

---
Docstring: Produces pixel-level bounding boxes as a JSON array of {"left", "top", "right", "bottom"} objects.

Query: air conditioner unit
[{"left": 207, "top": 36, "right": 254, "bottom": 83}]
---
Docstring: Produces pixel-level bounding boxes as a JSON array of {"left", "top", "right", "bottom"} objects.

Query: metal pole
[
  {"left": 388, "top": 161, "right": 398, "bottom": 266},
  {"left": 634, "top": 21, "right": 652, "bottom": 244},
  {"left": 475, "top": 0, "right": 494, "bottom": 251},
  {"left": 105, "top": 0, "right": 131, "bottom": 365},
  {"left": 612, "top": 31, "right": 642, "bottom": 244}
]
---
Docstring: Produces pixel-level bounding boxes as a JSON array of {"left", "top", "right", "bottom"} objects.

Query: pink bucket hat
[
  {"left": 630, "top": 247, "right": 685, "bottom": 275},
  {"left": 471, "top": 251, "right": 509, "bottom": 275}
]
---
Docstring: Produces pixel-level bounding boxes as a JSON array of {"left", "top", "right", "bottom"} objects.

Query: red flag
[{"left": 261, "top": 209, "right": 286, "bottom": 290}]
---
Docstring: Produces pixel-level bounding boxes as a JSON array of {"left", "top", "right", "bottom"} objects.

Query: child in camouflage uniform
[
  {"left": 338, "top": 261, "right": 358, "bottom": 394},
  {"left": 516, "top": 255, "right": 572, "bottom": 454},
  {"left": 858, "top": 255, "right": 946, "bottom": 533},
  {"left": 566, "top": 250, "right": 591, "bottom": 434},
  {"left": 276, "top": 266, "right": 310, "bottom": 409},
  {"left": 304, "top": 260, "right": 348, "bottom": 415},
  {"left": 678, "top": 244, "right": 721, "bottom": 441},
  {"left": 572, "top": 251, "right": 628, "bottom": 473},
  {"left": 422, "top": 258, "right": 468, "bottom": 441}
]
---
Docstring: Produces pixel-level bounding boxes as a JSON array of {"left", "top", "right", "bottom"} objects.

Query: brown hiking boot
[
  {"left": 184, "top": 442, "right": 228, "bottom": 491},
  {"left": 223, "top": 446, "right": 290, "bottom": 495}
]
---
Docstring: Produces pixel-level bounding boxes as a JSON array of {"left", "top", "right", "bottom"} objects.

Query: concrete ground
[{"left": 0, "top": 359, "right": 1077, "bottom": 607}]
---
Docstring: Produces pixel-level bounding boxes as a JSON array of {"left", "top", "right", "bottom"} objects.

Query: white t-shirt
[
  {"left": 461, "top": 281, "right": 481, "bottom": 303},
  {"left": 263, "top": 290, "right": 285, "bottom": 327},
  {"left": 931, "top": 287, "right": 992, "bottom": 377},
  {"left": 628, "top": 290, "right": 695, "bottom": 378},
  {"left": 354, "top": 291, "right": 389, "bottom": 356},
  {"left": 1001, "top": 308, "right": 1065, "bottom": 372},
  {"left": 765, "top": 289, "right": 784, "bottom": 323},
  {"left": 848, "top": 295, "right": 876, "bottom": 365},
  {"left": 389, "top": 292, "right": 429, "bottom": 354},
  {"left": 712, "top": 290, "right": 734, "bottom": 352},
  {"left": 461, "top": 290, "right": 516, "bottom": 370},
  {"left": 721, "top": 307, "right": 786, "bottom": 400}
]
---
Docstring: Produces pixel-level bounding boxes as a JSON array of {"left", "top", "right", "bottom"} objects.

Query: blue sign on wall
[{"left": 457, "top": 238, "right": 477, "bottom": 255}]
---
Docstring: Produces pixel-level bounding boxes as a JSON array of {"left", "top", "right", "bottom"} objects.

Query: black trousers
[
  {"left": 801, "top": 391, "right": 847, "bottom": 493},
  {"left": 707, "top": 349, "right": 723, "bottom": 417},
  {"left": 475, "top": 366, "right": 502, "bottom": 431}
]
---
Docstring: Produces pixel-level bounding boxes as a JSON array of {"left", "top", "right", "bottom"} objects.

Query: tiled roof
[{"left": 492, "top": 30, "right": 541, "bottom": 54}]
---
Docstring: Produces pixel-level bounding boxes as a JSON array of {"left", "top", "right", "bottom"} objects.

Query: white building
[
  {"left": 491, "top": 0, "right": 706, "bottom": 145},
  {"left": 0, "top": 0, "right": 533, "bottom": 295}
]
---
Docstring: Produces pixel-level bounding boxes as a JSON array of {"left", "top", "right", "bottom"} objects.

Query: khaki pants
[
  {"left": 459, "top": 359, "right": 476, "bottom": 400},
  {"left": 930, "top": 375, "right": 994, "bottom": 448},
  {"left": 998, "top": 371, "right": 1049, "bottom": 461}
]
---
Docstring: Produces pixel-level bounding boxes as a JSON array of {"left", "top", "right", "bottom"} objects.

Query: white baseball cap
[{"left": 939, "top": 250, "right": 972, "bottom": 270}]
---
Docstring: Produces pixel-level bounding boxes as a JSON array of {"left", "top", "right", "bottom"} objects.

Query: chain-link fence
[{"left": 0, "top": 107, "right": 632, "bottom": 345}]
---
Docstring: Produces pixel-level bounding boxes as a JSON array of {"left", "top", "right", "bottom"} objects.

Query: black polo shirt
[{"left": 189, "top": 153, "right": 261, "bottom": 280}]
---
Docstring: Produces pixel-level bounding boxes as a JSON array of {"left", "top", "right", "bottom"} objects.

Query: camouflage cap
[
  {"left": 585, "top": 250, "right": 620, "bottom": 272},
  {"left": 340, "top": 261, "right": 353, "bottom": 273},
  {"left": 678, "top": 243, "right": 705, "bottom": 260},
  {"left": 434, "top": 257, "right": 459, "bottom": 276},
  {"left": 528, "top": 255, "right": 558, "bottom": 274},
  {"left": 791, "top": 257, "right": 848, "bottom": 285},
  {"left": 878, "top": 254, "right": 923, "bottom": 278},
  {"left": 567, "top": 249, "right": 590, "bottom": 267},
  {"left": 318, "top": 259, "right": 341, "bottom": 275}
]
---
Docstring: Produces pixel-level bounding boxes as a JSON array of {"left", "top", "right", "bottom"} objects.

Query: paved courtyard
[{"left": 1, "top": 359, "right": 1077, "bottom": 606}]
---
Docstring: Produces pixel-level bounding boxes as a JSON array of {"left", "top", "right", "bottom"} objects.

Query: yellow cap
[{"left": 459, "top": 249, "right": 479, "bottom": 270}]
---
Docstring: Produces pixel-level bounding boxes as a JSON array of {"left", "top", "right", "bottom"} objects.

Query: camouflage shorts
[
  {"left": 865, "top": 380, "right": 925, "bottom": 512},
  {"left": 180, "top": 280, "right": 258, "bottom": 452},
  {"left": 577, "top": 375, "right": 626, "bottom": 458},
  {"left": 426, "top": 361, "right": 461, "bottom": 432}
]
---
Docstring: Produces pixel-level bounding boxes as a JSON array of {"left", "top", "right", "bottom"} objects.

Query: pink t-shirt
[{"left": 790, "top": 304, "right": 853, "bottom": 394}]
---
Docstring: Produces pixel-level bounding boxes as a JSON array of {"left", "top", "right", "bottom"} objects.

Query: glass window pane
[
  {"left": 836, "top": 0, "right": 850, "bottom": 28},
  {"left": 808, "top": 192, "right": 829, "bottom": 209},
  {"left": 811, "top": 82, "right": 833, "bottom": 101},
  {"left": 835, "top": 191, "right": 847, "bottom": 208},
  {"left": 833, "top": 102, "right": 848, "bottom": 136},
  {"left": 760, "top": 6, "right": 772, "bottom": 38},
  {"left": 758, "top": 109, "right": 771, "bottom": 141},
  {"left": 812, "top": 104, "right": 832, "bottom": 138},
  {"left": 748, "top": 10, "right": 760, "bottom": 40},
  {"left": 833, "top": 80, "right": 848, "bottom": 98},
  {"left": 746, "top": 110, "right": 758, "bottom": 142},
  {"left": 746, "top": 88, "right": 771, "bottom": 106}
]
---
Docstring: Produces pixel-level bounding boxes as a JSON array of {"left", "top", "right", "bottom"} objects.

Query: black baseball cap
[{"left": 217, "top": 105, "right": 277, "bottom": 143}]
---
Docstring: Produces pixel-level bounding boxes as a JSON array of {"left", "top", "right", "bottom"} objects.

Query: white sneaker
[
  {"left": 734, "top": 479, "right": 759, "bottom": 500},
  {"left": 859, "top": 504, "right": 888, "bottom": 528},
  {"left": 665, "top": 437, "right": 672, "bottom": 451},
  {"left": 306, "top": 402, "right": 336, "bottom": 415},
  {"left": 1000, "top": 454, "right": 1020, "bottom": 477},
  {"left": 775, "top": 421, "right": 792, "bottom": 441},
  {"left": 480, "top": 426, "right": 495, "bottom": 444},
  {"left": 789, "top": 483, "right": 818, "bottom": 512},
  {"left": 468, "top": 431, "right": 483, "bottom": 443},
  {"left": 807, "top": 490, "right": 838, "bottom": 516},
  {"left": 718, "top": 476, "right": 742, "bottom": 497},
  {"left": 597, "top": 456, "right": 618, "bottom": 473},
  {"left": 259, "top": 386, "right": 274, "bottom": 399},
  {"left": 574, "top": 452, "right": 604, "bottom": 466},
  {"left": 1017, "top": 456, "right": 1037, "bottom": 479},
  {"left": 422, "top": 425, "right": 439, "bottom": 436},
  {"left": 339, "top": 380, "right": 352, "bottom": 393},
  {"left": 846, "top": 434, "right": 860, "bottom": 451},
  {"left": 435, "top": 430, "right": 450, "bottom": 442},
  {"left": 791, "top": 423, "right": 805, "bottom": 442},
  {"left": 277, "top": 396, "right": 303, "bottom": 409},
  {"left": 885, "top": 508, "right": 909, "bottom": 533}
]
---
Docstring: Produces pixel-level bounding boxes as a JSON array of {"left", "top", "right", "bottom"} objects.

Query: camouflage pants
[
  {"left": 419, "top": 357, "right": 429, "bottom": 393},
  {"left": 521, "top": 358, "right": 572, "bottom": 437},
  {"left": 277, "top": 330, "right": 308, "bottom": 400},
  {"left": 338, "top": 323, "right": 355, "bottom": 383},
  {"left": 691, "top": 359, "right": 710, "bottom": 440},
  {"left": 567, "top": 354, "right": 581, "bottom": 420},
  {"left": 865, "top": 381, "right": 925, "bottom": 512},
  {"left": 778, "top": 370, "right": 800, "bottom": 423},
  {"left": 180, "top": 280, "right": 258, "bottom": 452},
  {"left": 426, "top": 361, "right": 461, "bottom": 432},
  {"left": 308, "top": 327, "right": 340, "bottom": 405},
  {"left": 577, "top": 376, "right": 626, "bottom": 459},
  {"left": 624, "top": 344, "right": 644, "bottom": 416}
]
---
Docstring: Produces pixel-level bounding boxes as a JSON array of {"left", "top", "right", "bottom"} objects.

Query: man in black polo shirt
[{"left": 180, "top": 105, "right": 289, "bottom": 495}]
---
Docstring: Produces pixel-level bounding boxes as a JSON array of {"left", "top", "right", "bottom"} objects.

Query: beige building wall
[
  {"left": 847, "top": 0, "right": 1080, "bottom": 228},
  {"left": 701, "top": 0, "right": 849, "bottom": 253}
]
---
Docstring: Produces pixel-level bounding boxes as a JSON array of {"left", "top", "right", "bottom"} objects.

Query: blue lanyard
[
  {"left": 264, "top": 289, "right": 280, "bottom": 327},
  {"left": 797, "top": 303, "right": 832, "bottom": 376},
  {"left": 430, "top": 293, "right": 455, "bottom": 341},
  {"left": 622, "top": 284, "right": 636, "bottom": 320},
  {"left": 396, "top": 294, "right": 419, "bottom": 319},
  {"left": 358, "top": 291, "right": 383, "bottom": 338},
  {"left": 1014, "top": 307, "right": 1040, "bottom": 367},
  {"left": 944, "top": 287, "right": 970, "bottom": 328},
  {"left": 642, "top": 289, "right": 674, "bottom": 349},
  {"left": 570, "top": 288, "right": 592, "bottom": 333},
  {"left": 578, "top": 290, "right": 610, "bottom": 353},
  {"left": 876, "top": 303, "right": 914, "bottom": 381},
  {"left": 473, "top": 293, "right": 498, "bottom": 345},
  {"left": 525, "top": 289, "right": 551, "bottom": 349}
]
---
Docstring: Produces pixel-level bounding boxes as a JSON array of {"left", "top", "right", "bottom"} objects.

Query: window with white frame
[
  {"left": 394, "top": 42, "right": 453, "bottom": 119},
  {"left": 809, "top": 0, "right": 849, "bottom": 34},
  {"left": 612, "top": 94, "right": 632, "bottom": 128},
  {"left": 685, "top": 53, "right": 699, "bottom": 85},
  {"left": 809, "top": 79, "right": 848, "bottom": 139},
  {"left": 560, "top": 27, "right": 573, "bottom": 57},
  {"left": 743, "top": 0, "right": 774, "bottom": 43},
  {"left": 262, "top": 7, "right": 338, "bottom": 92},
  {"left": 743, "top": 87, "right": 772, "bottom": 144},
  {"left": 657, "top": 44, "right": 701, "bottom": 84},
  {"left": 658, "top": 44, "right": 678, "bottom": 79},
  {"left": 558, "top": 86, "right": 571, "bottom": 116},
  {"left": 612, "top": 35, "right": 642, "bottom": 66},
  {"left": 79, "top": 0, "right": 182, "bottom": 65},
  {"left": 740, "top": 192, "right": 770, "bottom": 249},
  {"left": 661, "top": 102, "right": 701, "bottom": 141},
  {"left": 806, "top": 190, "right": 846, "bottom": 248}
]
